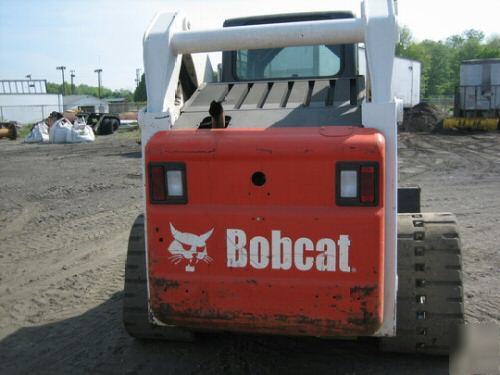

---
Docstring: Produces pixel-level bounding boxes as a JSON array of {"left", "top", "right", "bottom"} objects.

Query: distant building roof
[
  {"left": 462, "top": 58, "right": 500, "bottom": 65},
  {"left": 105, "top": 97, "right": 128, "bottom": 103},
  {"left": 63, "top": 95, "right": 108, "bottom": 108}
]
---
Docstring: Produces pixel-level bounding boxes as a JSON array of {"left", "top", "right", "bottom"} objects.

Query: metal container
[{"left": 457, "top": 58, "right": 500, "bottom": 114}]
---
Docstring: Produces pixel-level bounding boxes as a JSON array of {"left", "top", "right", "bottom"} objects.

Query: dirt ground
[{"left": 0, "top": 132, "right": 498, "bottom": 374}]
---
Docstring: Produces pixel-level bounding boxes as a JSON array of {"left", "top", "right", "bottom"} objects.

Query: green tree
[
  {"left": 134, "top": 73, "right": 147, "bottom": 102},
  {"left": 46, "top": 82, "right": 62, "bottom": 94},
  {"left": 396, "top": 26, "right": 414, "bottom": 56},
  {"left": 46, "top": 82, "right": 132, "bottom": 100},
  {"left": 426, "top": 41, "right": 455, "bottom": 96},
  {"left": 445, "top": 29, "right": 498, "bottom": 92},
  {"left": 397, "top": 27, "right": 500, "bottom": 98},
  {"left": 479, "top": 35, "right": 500, "bottom": 58}
]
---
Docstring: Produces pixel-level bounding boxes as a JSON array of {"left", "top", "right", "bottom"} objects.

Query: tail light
[
  {"left": 360, "top": 166, "right": 375, "bottom": 203},
  {"left": 151, "top": 165, "right": 167, "bottom": 201},
  {"left": 336, "top": 162, "right": 379, "bottom": 206},
  {"left": 149, "top": 163, "right": 187, "bottom": 204}
]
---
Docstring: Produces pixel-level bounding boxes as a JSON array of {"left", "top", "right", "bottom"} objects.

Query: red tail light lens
[
  {"left": 151, "top": 165, "right": 166, "bottom": 201},
  {"left": 149, "top": 162, "right": 188, "bottom": 204},
  {"left": 360, "top": 166, "right": 375, "bottom": 203},
  {"left": 336, "top": 162, "right": 379, "bottom": 206}
]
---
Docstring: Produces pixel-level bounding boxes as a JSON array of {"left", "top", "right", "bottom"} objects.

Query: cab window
[{"left": 235, "top": 45, "right": 342, "bottom": 80}]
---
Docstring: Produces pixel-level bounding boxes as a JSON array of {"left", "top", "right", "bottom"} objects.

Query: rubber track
[
  {"left": 381, "top": 213, "right": 464, "bottom": 355},
  {"left": 122, "top": 214, "right": 194, "bottom": 341}
]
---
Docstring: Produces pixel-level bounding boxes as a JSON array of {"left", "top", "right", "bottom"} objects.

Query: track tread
[
  {"left": 122, "top": 214, "right": 194, "bottom": 341},
  {"left": 381, "top": 212, "right": 464, "bottom": 356}
]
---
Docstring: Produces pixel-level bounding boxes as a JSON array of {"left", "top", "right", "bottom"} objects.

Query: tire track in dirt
[
  {"left": 1, "top": 133, "right": 498, "bottom": 374},
  {"left": 399, "top": 133, "right": 500, "bottom": 330},
  {"left": 399, "top": 133, "right": 500, "bottom": 181}
]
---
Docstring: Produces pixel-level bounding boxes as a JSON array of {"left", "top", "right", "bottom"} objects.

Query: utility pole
[
  {"left": 135, "top": 68, "right": 141, "bottom": 88},
  {"left": 70, "top": 70, "right": 75, "bottom": 94},
  {"left": 94, "top": 68, "right": 103, "bottom": 98},
  {"left": 56, "top": 66, "right": 66, "bottom": 95},
  {"left": 26, "top": 74, "right": 32, "bottom": 93}
]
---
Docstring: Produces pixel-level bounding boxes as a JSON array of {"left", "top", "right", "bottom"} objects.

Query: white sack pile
[
  {"left": 25, "top": 118, "right": 95, "bottom": 144},
  {"left": 24, "top": 122, "right": 50, "bottom": 143}
]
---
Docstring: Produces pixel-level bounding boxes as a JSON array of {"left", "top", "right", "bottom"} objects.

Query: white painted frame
[{"left": 139, "top": 0, "right": 398, "bottom": 337}]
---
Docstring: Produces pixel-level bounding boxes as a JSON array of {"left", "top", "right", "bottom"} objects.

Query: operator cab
[
  {"left": 221, "top": 12, "right": 359, "bottom": 82},
  {"left": 174, "top": 12, "right": 365, "bottom": 130}
]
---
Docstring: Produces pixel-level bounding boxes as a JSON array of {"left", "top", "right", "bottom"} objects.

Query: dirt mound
[{"left": 402, "top": 102, "right": 448, "bottom": 132}]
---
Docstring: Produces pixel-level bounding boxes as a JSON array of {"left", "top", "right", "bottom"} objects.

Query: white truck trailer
[{"left": 359, "top": 47, "right": 421, "bottom": 109}]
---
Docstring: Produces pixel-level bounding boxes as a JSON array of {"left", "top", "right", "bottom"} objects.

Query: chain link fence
[
  {"left": 0, "top": 102, "right": 146, "bottom": 124},
  {"left": 0, "top": 104, "right": 63, "bottom": 125}
]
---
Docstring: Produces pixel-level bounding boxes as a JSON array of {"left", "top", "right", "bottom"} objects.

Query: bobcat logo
[{"left": 168, "top": 223, "right": 214, "bottom": 272}]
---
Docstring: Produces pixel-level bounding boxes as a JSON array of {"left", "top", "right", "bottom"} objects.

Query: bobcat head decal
[{"left": 168, "top": 223, "right": 214, "bottom": 272}]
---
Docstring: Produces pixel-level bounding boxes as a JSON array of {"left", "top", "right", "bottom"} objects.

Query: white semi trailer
[{"left": 359, "top": 47, "right": 421, "bottom": 109}]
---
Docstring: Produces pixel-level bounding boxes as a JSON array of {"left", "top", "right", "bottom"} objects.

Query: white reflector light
[
  {"left": 340, "top": 170, "right": 358, "bottom": 198},
  {"left": 166, "top": 170, "right": 184, "bottom": 196}
]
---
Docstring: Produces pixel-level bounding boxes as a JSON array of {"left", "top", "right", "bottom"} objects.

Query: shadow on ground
[
  {"left": 120, "top": 151, "right": 142, "bottom": 159},
  {"left": 0, "top": 292, "right": 448, "bottom": 375}
]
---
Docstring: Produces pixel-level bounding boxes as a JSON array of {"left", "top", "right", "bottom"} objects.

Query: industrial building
[
  {"left": 104, "top": 97, "right": 129, "bottom": 113},
  {"left": 0, "top": 79, "right": 62, "bottom": 124},
  {"left": 456, "top": 58, "right": 500, "bottom": 117},
  {"left": 63, "top": 95, "right": 109, "bottom": 113}
]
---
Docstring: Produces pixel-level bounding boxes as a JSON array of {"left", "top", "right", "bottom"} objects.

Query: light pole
[
  {"left": 70, "top": 70, "right": 75, "bottom": 94},
  {"left": 94, "top": 68, "right": 103, "bottom": 98},
  {"left": 56, "top": 66, "right": 66, "bottom": 95},
  {"left": 25, "top": 74, "right": 32, "bottom": 93},
  {"left": 135, "top": 68, "right": 141, "bottom": 88}
]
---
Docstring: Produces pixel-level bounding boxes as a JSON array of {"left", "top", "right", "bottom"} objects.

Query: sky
[{"left": 0, "top": 0, "right": 498, "bottom": 91}]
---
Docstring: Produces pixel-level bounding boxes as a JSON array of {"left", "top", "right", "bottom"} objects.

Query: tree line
[
  {"left": 47, "top": 28, "right": 499, "bottom": 103},
  {"left": 46, "top": 82, "right": 134, "bottom": 101},
  {"left": 132, "top": 29, "right": 500, "bottom": 101},
  {"left": 397, "top": 28, "right": 500, "bottom": 98}
]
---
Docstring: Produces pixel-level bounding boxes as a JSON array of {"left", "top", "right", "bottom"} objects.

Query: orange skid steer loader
[{"left": 123, "top": 0, "right": 463, "bottom": 355}]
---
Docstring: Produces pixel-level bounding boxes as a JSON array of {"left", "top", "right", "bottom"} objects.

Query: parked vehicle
[{"left": 76, "top": 112, "right": 120, "bottom": 135}]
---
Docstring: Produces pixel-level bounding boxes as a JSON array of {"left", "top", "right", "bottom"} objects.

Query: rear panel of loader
[{"left": 145, "top": 126, "right": 386, "bottom": 337}]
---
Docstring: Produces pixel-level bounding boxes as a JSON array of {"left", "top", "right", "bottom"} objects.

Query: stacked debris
[{"left": 401, "top": 102, "right": 448, "bottom": 133}]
